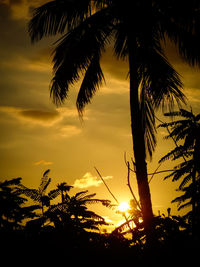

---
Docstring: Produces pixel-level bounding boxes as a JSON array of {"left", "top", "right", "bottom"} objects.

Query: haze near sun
[{"left": 118, "top": 201, "right": 130, "bottom": 212}]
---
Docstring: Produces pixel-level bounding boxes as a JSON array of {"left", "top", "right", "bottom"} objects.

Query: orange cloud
[
  {"left": 59, "top": 125, "right": 81, "bottom": 138},
  {"left": 34, "top": 159, "right": 53, "bottom": 166},
  {"left": 73, "top": 172, "right": 113, "bottom": 189},
  {"left": 19, "top": 109, "right": 59, "bottom": 121},
  {"left": 0, "top": 106, "right": 61, "bottom": 125}
]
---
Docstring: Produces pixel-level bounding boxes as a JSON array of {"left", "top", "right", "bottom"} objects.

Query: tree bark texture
[{"left": 128, "top": 36, "right": 154, "bottom": 237}]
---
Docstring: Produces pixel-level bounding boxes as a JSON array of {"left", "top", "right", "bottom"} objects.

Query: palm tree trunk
[{"left": 128, "top": 36, "right": 154, "bottom": 239}]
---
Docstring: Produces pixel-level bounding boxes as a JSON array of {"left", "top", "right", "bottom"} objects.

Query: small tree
[
  {"left": 0, "top": 178, "right": 39, "bottom": 230},
  {"left": 159, "top": 108, "right": 200, "bottom": 235},
  {"left": 18, "top": 170, "right": 60, "bottom": 215},
  {"left": 48, "top": 190, "right": 111, "bottom": 232}
]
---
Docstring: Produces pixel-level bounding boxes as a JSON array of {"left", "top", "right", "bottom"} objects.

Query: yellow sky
[{"left": 1, "top": 0, "right": 200, "bottom": 225}]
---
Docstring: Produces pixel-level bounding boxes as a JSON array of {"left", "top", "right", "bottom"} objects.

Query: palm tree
[
  {"left": 65, "top": 190, "right": 109, "bottom": 230},
  {"left": 49, "top": 190, "right": 111, "bottom": 232},
  {"left": 28, "top": 0, "right": 200, "bottom": 235},
  {"left": 159, "top": 108, "right": 200, "bottom": 235},
  {"left": 18, "top": 169, "right": 60, "bottom": 215},
  {"left": 57, "top": 182, "right": 73, "bottom": 203}
]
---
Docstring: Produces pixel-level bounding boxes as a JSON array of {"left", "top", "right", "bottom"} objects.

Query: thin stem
[
  {"left": 127, "top": 161, "right": 141, "bottom": 210},
  {"left": 94, "top": 167, "right": 119, "bottom": 204},
  {"left": 94, "top": 166, "right": 135, "bottom": 234}
]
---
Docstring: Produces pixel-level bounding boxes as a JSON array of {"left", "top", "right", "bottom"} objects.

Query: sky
[{"left": 1, "top": 0, "right": 200, "bottom": 226}]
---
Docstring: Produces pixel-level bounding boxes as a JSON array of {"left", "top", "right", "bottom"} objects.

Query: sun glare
[{"left": 118, "top": 201, "right": 130, "bottom": 212}]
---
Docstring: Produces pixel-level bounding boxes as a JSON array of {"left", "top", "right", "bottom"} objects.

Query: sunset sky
[{"left": 1, "top": 0, "right": 200, "bottom": 225}]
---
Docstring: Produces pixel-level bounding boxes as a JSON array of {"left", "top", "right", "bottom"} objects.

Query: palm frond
[
  {"left": 142, "top": 47, "right": 185, "bottom": 112},
  {"left": 57, "top": 182, "right": 73, "bottom": 192},
  {"left": 163, "top": 111, "right": 183, "bottom": 117},
  {"left": 114, "top": 22, "right": 128, "bottom": 59},
  {"left": 17, "top": 185, "right": 40, "bottom": 202},
  {"left": 164, "top": 109, "right": 195, "bottom": 119},
  {"left": 180, "top": 109, "right": 196, "bottom": 119},
  {"left": 78, "top": 193, "right": 97, "bottom": 202},
  {"left": 39, "top": 169, "right": 50, "bottom": 193},
  {"left": 50, "top": 7, "right": 113, "bottom": 105},
  {"left": 160, "top": 0, "right": 200, "bottom": 66},
  {"left": 48, "top": 188, "right": 60, "bottom": 200},
  {"left": 39, "top": 177, "right": 51, "bottom": 195},
  {"left": 158, "top": 119, "right": 190, "bottom": 131},
  {"left": 76, "top": 52, "right": 105, "bottom": 114},
  {"left": 73, "top": 190, "right": 89, "bottom": 200},
  {"left": 172, "top": 194, "right": 189, "bottom": 206},
  {"left": 101, "top": 199, "right": 115, "bottom": 209},
  {"left": 159, "top": 145, "right": 186, "bottom": 163},
  {"left": 28, "top": 0, "right": 92, "bottom": 42},
  {"left": 174, "top": 27, "right": 200, "bottom": 67},
  {"left": 140, "top": 90, "right": 157, "bottom": 158},
  {"left": 43, "top": 169, "right": 50, "bottom": 177},
  {"left": 171, "top": 162, "right": 194, "bottom": 182},
  {"left": 179, "top": 174, "right": 192, "bottom": 189},
  {"left": 0, "top": 178, "right": 22, "bottom": 188},
  {"left": 168, "top": 123, "right": 191, "bottom": 142},
  {"left": 163, "top": 160, "right": 193, "bottom": 182},
  {"left": 177, "top": 201, "right": 192, "bottom": 211}
]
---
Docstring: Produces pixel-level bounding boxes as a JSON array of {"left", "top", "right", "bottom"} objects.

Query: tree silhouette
[
  {"left": 57, "top": 182, "right": 73, "bottom": 203},
  {"left": 0, "top": 178, "right": 39, "bottom": 231},
  {"left": 0, "top": 173, "right": 199, "bottom": 262},
  {"left": 28, "top": 0, "right": 200, "bottom": 236},
  {"left": 48, "top": 190, "right": 111, "bottom": 232},
  {"left": 18, "top": 169, "right": 60, "bottom": 215},
  {"left": 159, "top": 108, "right": 200, "bottom": 236}
]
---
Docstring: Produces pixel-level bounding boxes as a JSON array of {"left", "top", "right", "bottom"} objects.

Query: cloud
[
  {"left": 73, "top": 172, "right": 113, "bottom": 189},
  {"left": 0, "top": 105, "right": 82, "bottom": 139},
  {"left": 56, "top": 107, "right": 79, "bottom": 118},
  {"left": 34, "top": 159, "right": 53, "bottom": 166},
  {"left": 0, "top": 106, "right": 61, "bottom": 125},
  {"left": 20, "top": 109, "right": 59, "bottom": 121},
  {"left": 0, "top": 105, "right": 79, "bottom": 124},
  {"left": 101, "top": 45, "right": 129, "bottom": 81},
  {"left": 59, "top": 125, "right": 81, "bottom": 138},
  {"left": 99, "top": 75, "right": 129, "bottom": 95}
]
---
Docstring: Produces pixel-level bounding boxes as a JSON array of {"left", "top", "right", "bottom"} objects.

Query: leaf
[
  {"left": 39, "top": 170, "right": 50, "bottom": 194},
  {"left": 28, "top": 0, "right": 92, "bottom": 42},
  {"left": 76, "top": 52, "right": 105, "bottom": 114},
  {"left": 0, "top": 178, "right": 22, "bottom": 189},
  {"left": 48, "top": 189, "right": 60, "bottom": 200},
  {"left": 50, "top": 7, "right": 112, "bottom": 105},
  {"left": 17, "top": 185, "right": 40, "bottom": 202},
  {"left": 43, "top": 169, "right": 50, "bottom": 177}
]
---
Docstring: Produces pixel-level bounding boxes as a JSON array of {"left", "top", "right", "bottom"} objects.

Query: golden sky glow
[
  {"left": 118, "top": 201, "right": 130, "bottom": 213},
  {"left": 1, "top": 0, "right": 200, "bottom": 225}
]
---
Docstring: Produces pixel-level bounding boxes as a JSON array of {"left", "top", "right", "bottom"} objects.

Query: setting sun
[{"left": 118, "top": 201, "right": 130, "bottom": 212}]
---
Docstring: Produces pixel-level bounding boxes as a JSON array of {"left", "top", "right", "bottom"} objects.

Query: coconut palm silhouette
[{"left": 28, "top": 0, "right": 200, "bottom": 237}]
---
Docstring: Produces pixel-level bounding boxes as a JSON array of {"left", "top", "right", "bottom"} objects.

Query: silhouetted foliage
[
  {"left": 17, "top": 169, "right": 60, "bottom": 214},
  {"left": 159, "top": 109, "right": 200, "bottom": 237},
  {"left": 28, "top": 0, "right": 200, "bottom": 236},
  {"left": 0, "top": 169, "right": 200, "bottom": 263},
  {"left": 0, "top": 178, "right": 39, "bottom": 231}
]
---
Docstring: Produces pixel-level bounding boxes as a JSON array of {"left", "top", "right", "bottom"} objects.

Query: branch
[
  {"left": 126, "top": 161, "right": 141, "bottom": 210},
  {"left": 95, "top": 166, "right": 135, "bottom": 234},
  {"left": 124, "top": 152, "right": 173, "bottom": 178},
  {"left": 94, "top": 167, "right": 119, "bottom": 204},
  {"left": 156, "top": 115, "right": 187, "bottom": 162}
]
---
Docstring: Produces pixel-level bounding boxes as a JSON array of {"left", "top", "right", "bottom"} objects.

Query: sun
[{"left": 118, "top": 201, "right": 130, "bottom": 212}]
